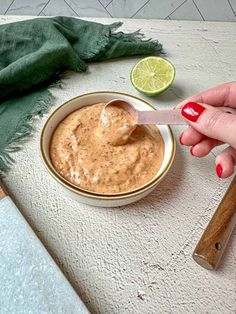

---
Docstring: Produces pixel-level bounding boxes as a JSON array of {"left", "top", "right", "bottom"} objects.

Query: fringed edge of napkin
[
  {"left": 86, "top": 21, "right": 164, "bottom": 61},
  {"left": 0, "top": 87, "right": 57, "bottom": 176}
]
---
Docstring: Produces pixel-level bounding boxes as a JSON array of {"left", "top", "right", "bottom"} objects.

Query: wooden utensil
[
  {"left": 193, "top": 176, "right": 236, "bottom": 270},
  {"left": 0, "top": 181, "right": 8, "bottom": 199}
]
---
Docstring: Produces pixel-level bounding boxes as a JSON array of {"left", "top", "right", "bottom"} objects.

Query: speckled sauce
[
  {"left": 50, "top": 103, "right": 164, "bottom": 194},
  {"left": 97, "top": 102, "right": 136, "bottom": 146}
]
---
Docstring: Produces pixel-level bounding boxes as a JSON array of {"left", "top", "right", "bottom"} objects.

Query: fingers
[
  {"left": 215, "top": 146, "right": 236, "bottom": 178},
  {"left": 181, "top": 102, "right": 236, "bottom": 149},
  {"left": 176, "top": 81, "right": 236, "bottom": 109},
  {"left": 180, "top": 127, "right": 222, "bottom": 156},
  {"left": 180, "top": 126, "right": 205, "bottom": 146},
  {"left": 191, "top": 138, "right": 222, "bottom": 157},
  {"left": 180, "top": 126, "right": 223, "bottom": 153}
]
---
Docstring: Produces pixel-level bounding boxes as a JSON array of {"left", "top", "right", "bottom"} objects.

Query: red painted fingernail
[
  {"left": 216, "top": 164, "right": 223, "bottom": 178},
  {"left": 181, "top": 102, "right": 205, "bottom": 122},
  {"left": 190, "top": 146, "right": 194, "bottom": 156},
  {"left": 179, "top": 133, "right": 183, "bottom": 145}
]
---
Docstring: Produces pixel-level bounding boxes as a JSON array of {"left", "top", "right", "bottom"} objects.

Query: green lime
[{"left": 130, "top": 56, "right": 175, "bottom": 96}]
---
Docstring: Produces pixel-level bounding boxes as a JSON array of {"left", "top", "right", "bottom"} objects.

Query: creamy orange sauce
[
  {"left": 97, "top": 103, "right": 136, "bottom": 146},
  {"left": 50, "top": 103, "right": 164, "bottom": 194}
]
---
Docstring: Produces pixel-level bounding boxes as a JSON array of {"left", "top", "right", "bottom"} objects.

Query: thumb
[{"left": 181, "top": 102, "right": 236, "bottom": 149}]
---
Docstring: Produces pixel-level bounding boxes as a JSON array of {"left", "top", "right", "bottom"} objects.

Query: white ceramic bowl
[{"left": 40, "top": 91, "right": 175, "bottom": 207}]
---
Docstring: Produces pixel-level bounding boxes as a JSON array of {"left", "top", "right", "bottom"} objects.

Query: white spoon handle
[
  {"left": 137, "top": 107, "right": 236, "bottom": 125},
  {"left": 137, "top": 109, "right": 186, "bottom": 125}
]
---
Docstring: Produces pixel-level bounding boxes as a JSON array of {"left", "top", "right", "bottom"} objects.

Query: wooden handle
[
  {"left": 193, "top": 176, "right": 236, "bottom": 270},
  {"left": 0, "top": 181, "right": 8, "bottom": 200}
]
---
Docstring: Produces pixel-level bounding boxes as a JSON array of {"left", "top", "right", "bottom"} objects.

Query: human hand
[{"left": 176, "top": 82, "right": 236, "bottom": 178}]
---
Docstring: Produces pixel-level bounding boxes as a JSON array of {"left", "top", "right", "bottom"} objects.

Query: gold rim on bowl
[{"left": 40, "top": 91, "right": 176, "bottom": 200}]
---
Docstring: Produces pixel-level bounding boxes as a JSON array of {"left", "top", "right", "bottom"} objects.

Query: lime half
[{"left": 131, "top": 57, "right": 175, "bottom": 96}]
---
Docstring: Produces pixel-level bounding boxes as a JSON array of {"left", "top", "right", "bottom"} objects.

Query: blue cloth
[{"left": 0, "top": 196, "right": 89, "bottom": 314}]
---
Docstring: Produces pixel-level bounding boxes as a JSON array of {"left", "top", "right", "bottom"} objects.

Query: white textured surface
[
  {"left": 169, "top": 0, "right": 203, "bottom": 21},
  {"left": 6, "top": 0, "right": 48, "bottom": 15},
  {"left": 194, "top": 0, "right": 236, "bottom": 21},
  {"left": 43, "top": 0, "right": 78, "bottom": 17},
  {"left": 1, "top": 16, "right": 236, "bottom": 314},
  {"left": 230, "top": 0, "right": 236, "bottom": 12},
  {"left": 1, "top": 0, "right": 236, "bottom": 21}
]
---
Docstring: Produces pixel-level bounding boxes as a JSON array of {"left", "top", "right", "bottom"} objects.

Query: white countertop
[{"left": 1, "top": 16, "right": 236, "bottom": 314}]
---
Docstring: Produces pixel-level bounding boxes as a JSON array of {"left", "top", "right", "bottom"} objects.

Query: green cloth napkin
[{"left": 0, "top": 16, "right": 163, "bottom": 174}]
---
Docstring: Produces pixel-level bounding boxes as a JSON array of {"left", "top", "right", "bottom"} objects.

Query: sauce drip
[{"left": 50, "top": 103, "right": 164, "bottom": 194}]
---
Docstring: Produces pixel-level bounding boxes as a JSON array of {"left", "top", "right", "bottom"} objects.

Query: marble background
[{"left": 0, "top": 0, "right": 236, "bottom": 21}]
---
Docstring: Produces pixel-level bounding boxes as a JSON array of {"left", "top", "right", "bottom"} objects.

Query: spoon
[{"left": 105, "top": 99, "right": 236, "bottom": 125}]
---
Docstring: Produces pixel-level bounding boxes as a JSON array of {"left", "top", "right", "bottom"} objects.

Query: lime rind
[{"left": 130, "top": 57, "right": 175, "bottom": 96}]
